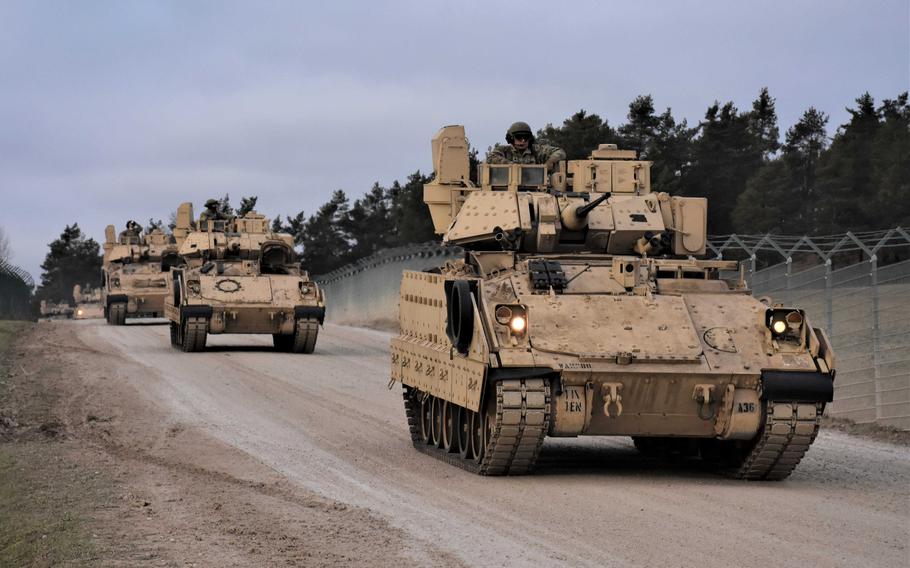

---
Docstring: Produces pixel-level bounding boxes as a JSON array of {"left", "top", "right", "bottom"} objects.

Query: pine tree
[
  {"left": 618, "top": 95, "right": 660, "bottom": 157},
  {"left": 815, "top": 93, "right": 881, "bottom": 232},
  {"left": 869, "top": 93, "right": 910, "bottom": 229},
  {"left": 36, "top": 224, "right": 102, "bottom": 303},
  {"left": 344, "top": 183, "right": 395, "bottom": 259},
  {"left": 390, "top": 171, "right": 436, "bottom": 245},
  {"left": 683, "top": 100, "right": 764, "bottom": 233},
  {"left": 748, "top": 87, "right": 781, "bottom": 159},
  {"left": 299, "top": 190, "right": 352, "bottom": 274},
  {"left": 237, "top": 196, "right": 259, "bottom": 216},
  {"left": 537, "top": 110, "right": 618, "bottom": 160},
  {"left": 648, "top": 108, "right": 694, "bottom": 195}
]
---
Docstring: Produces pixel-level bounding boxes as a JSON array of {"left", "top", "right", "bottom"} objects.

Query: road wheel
[
  {"left": 457, "top": 408, "right": 472, "bottom": 459},
  {"left": 442, "top": 402, "right": 458, "bottom": 453},
  {"left": 430, "top": 396, "right": 443, "bottom": 448},
  {"left": 181, "top": 317, "right": 208, "bottom": 352},
  {"left": 108, "top": 302, "right": 127, "bottom": 325},
  {"left": 291, "top": 317, "right": 319, "bottom": 354},
  {"left": 470, "top": 410, "right": 485, "bottom": 463},
  {"left": 418, "top": 395, "right": 432, "bottom": 444}
]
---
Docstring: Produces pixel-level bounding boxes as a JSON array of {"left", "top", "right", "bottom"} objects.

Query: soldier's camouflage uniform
[{"left": 486, "top": 143, "right": 567, "bottom": 169}]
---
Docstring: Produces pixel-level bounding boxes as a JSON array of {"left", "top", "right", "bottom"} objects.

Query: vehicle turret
[{"left": 424, "top": 126, "right": 707, "bottom": 257}]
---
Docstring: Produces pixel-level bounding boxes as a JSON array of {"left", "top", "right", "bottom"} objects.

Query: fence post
[
  {"left": 825, "top": 258, "right": 833, "bottom": 338},
  {"left": 749, "top": 254, "right": 756, "bottom": 288},
  {"left": 785, "top": 256, "right": 792, "bottom": 305},
  {"left": 871, "top": 254, "right": 881, "bottom": 420}
]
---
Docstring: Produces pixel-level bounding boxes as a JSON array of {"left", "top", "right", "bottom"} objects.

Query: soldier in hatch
[
  {"left": 486, "top": 121, "right": 566, "bottom": 172},
  {"left": 119, "top": 220, "right": 142, "bottom": 242},
  {"left": 199, "top": 199, "right": 228, "bottom": 221}
]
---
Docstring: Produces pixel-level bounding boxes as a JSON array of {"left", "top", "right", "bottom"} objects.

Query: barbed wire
[
  {"left": 316, "top": 228, "right": 908, "bottom": 283},
  {"left": 708, "top": 227, "right": 909, "bottom": 259},
  {"left": 0, "top": 258, "right": 35, "bottom": 288}
]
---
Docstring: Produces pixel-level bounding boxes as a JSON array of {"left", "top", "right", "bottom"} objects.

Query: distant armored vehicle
[
  {"left": 72, "top": 284, "right": 103, "bottom": 319},
  {"left": 391, "top": 126, "right": 836, "bottom": 479},
  {"left": 39, "top": 299, "right": 74, "bottom": 319},
  {"left": 101, "top": 223, "right": 181, "bottom": 325},
  {"left": 164, "top": 202, "right": 325, "bottom": 353}
]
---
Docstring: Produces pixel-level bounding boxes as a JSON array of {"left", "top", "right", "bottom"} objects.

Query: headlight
[
  {"left": 495, "top": 304, "right": 528, "bottom": 336},
  {"left": 300, "top": 283, "right": 312, "bottom": 295},
  {"left": 766, "top": 309, "right": 804, "bottom": 337},
  {"left": 111, "top": 278, "right": 120, "bottom": 288},
  {"left": 187, "top": 281, "right": 201, "bottom": 295},
  {"left": 77, "top": 309, "right": 84, "bottom": 316}
]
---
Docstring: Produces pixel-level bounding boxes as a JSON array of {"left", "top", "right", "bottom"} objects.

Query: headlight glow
[
  {"left": 77, "top": 309, "right": 84, "bottom": 316},
  {"left": 772, "top": 320, "right": 787, "bottom": 335},
  {"left": 510, "top": 315, "right": 526, "bottom": 333}
]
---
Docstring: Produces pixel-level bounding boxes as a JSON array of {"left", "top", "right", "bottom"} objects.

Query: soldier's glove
[{"left": 544, "top": 156, "right": 560, "bottom": 172}]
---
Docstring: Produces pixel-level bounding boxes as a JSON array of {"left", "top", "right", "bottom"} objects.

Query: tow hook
[
  {"left": 693, "top": 384, "right": 716, "bottom": 420},
  {"left": 602, "top": 383, "right": 623, "bottom": 418}
]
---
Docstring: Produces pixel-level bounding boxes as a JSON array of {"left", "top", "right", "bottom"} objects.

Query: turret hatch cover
[{"left": 523, "top": 294, "right": 703, "bottom": 362}]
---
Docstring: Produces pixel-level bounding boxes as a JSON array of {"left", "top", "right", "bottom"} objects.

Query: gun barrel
[{"left": 574, "top": 193, "right": 611, "bottom": 218}]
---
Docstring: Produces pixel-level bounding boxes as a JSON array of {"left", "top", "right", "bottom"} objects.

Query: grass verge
[{"left": 0, "top": 321, "right": 97, "bottom": 567}]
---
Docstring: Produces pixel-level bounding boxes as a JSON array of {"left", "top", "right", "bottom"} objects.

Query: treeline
[
  {"left": 268, "top": 89, "right": 907, "bottom": 275},
  {"left": 33, "top": 89, "right": 909, "bottom": 290}
]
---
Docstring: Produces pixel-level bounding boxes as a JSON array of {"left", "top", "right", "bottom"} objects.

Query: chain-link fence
[
  {"left": 317, "top": 228, "right": 910, "bottom": 430},
  {"left": 709, "top": 228, "right": 910, "bottom": 429},
  {"left": 0, "top": 258, "right": 35, "bottom": 320}
]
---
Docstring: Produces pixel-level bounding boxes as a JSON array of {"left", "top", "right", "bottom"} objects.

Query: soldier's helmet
[
  {"left": 204, "top": 199, "right": 219, "bottom": 209},
  {"left": 506, "top": 121, "right": 534, "bottom": 144}
]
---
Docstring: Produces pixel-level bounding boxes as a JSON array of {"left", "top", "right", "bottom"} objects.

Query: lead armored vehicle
[
  {"left": 164, "top": 202, "right": 325, "bottom": 353},
  {"left": 101, "top": 223, "right": 181, "bottom": 325},
  {"left": 391, "top": 126, "right": 836, "bottom": 479}
]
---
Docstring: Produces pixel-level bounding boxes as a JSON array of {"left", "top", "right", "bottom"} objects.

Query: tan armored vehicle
[
  {"left": 39, "top": 299, "right": 74, "bottom": 319},
  {"left": 72, "top": 284, "right": 103, "bottom": 319},
  {"left": 164, "top": 202, "right": 325, "bottom": 353},
  {"left": 391, "top": 125, "right": 836, "bottom": 479},
  {"left": 101, "top": 222, "right": 181, "bottom": 325}
]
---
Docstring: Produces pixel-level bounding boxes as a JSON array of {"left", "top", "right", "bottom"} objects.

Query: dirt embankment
[{"left": 0, "top": 322, "right": 445, "bottom": 567}]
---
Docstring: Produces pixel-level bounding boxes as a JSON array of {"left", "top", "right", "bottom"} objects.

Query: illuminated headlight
[
  {"left": 77, "top": 309, "right": 84, "bottom": 316},
  {"left": 495, "top": 305, "right": 528, "bottom": 336},
  {"left": 766, "top": 309, "right": 804, "bottom": 337}
]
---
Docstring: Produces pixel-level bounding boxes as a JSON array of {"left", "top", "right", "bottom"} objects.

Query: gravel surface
[{"left": 70, "top": 319, "right": 910, "bottom": 568}]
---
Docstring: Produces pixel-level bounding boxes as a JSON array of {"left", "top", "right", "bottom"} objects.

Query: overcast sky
[{"left": 1, "top": 0, "right": 908, "bottom": 280}]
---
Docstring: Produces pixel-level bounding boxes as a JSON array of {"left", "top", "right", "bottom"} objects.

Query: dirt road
[{"left": 63, "top": 319, "right": 910, "bottom": 567}]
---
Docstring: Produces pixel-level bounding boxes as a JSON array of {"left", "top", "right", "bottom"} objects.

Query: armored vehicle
[
  {"left": 391, "top": 126, "right": 836, "bottom": 479},
  {"left": 164, "top": 202, "right": 325, "bottom": 353},
  {"left": 73, "top": 284, "right": 103, "bottom": 319},
  {"left": 101, "top": 223, "right": 181, "bottom": 325},
  {"left": 39, "top": 299, "right": 74, "bottom": 319}
]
